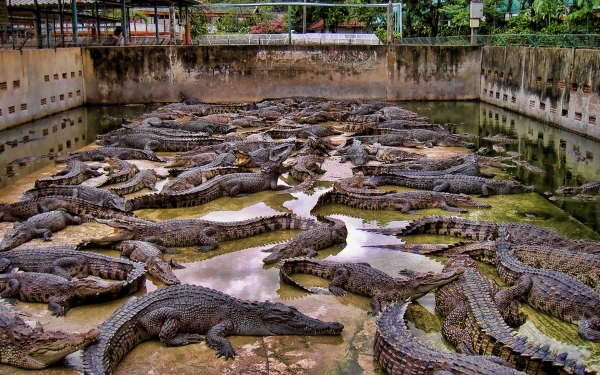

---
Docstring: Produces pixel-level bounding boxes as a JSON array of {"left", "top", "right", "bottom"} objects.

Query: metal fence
[
  {"left": 397, "top": 34, "right": 600, "bottom": 49},
  {"left": 193, "top": 33, "right": 382, "bottom": 46}
]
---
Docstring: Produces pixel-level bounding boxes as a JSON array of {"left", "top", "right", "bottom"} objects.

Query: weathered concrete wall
[
  {"left": 82, "top": 45, "right": 481, "bottom": 104},
  {"left": 480, "top": 46, "right": 600, "bottom": 139},
  {"left": 0, "top": 49, "right": 84, "bottom": 131}
]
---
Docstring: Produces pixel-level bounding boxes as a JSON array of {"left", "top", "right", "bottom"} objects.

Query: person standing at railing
[{"left": 112, "top": 26, "right": 125, "bottom": 46}]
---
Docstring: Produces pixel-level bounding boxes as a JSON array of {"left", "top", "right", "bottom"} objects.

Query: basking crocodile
[
  {"left": 82, "top": 284, "right": 344, "bottom": 375},
  {"left": 0, "top": 210, "right": 82, "bottom": 251},
  {"left": 0, "top": 246, "right": 146, "bottom": 297},
  {"left": 23, "top": 185, "right": 131, "bottom": 212},
  {"left": 34, "top": 160, "right": 103, "bottom": 188},
  {"left": 127, "top": 147, "right": 291, "bottom": 210},
  {"left": 362, "top": 216, "right": 600, "bottom": 254},
  {"left": 0, "top": 272, "right": 122, "bottom": 316},
  {"left": 0, "top": 298, "right": 100, "bottom": 369},
  {"left": 0, "top": 196, "right": 131, "bottom": 222},
  {"left": 262, "top": 216, "right": 348, "bottom": 264},
  {"left": 236, "top": 144, "right": 295, "bottom": 168},
  {"left": 378, "top": 128, "right": 475, "bottom": 148},
  {"left": 366, "top": 173, "right": 534, "bottom": 197},
  {"left": 352, "top": 134, "right": 424, "bottom": 148},
  {"left": 55, "top": 146, "right": 164, "bottom": 163},
  {"left": 113, "top": 240, "right": 183, "bottom": 285},
  {"left": 84, "top": 213, "right": 317, "bottom": 252},
  {"left": 338, "top": 139, "right": 375, "bottom": 166},
  {"left": 162, "top": 154, "right": 242, "bottom": 193},
  {"left": 495, "top": 227, "right": 600, "bottom": 342},
  {"left": 355, "top": 154, "right": 491, "bottom": 178},
  {"left": 436, "top": 255, "right": 589, "bottom": 375},
  {"left": 165, "top": 151, "right": 223, "bottom": 168},
  {"left": 332, "top": 172, "right": 391, "bottom": 196},
  {"left": 150, "top": 120, "right": 238, "bottom": 135},
  {"left": 99, "top": 132, "right": 224, "bottom": 152},
  {"left": 362, "top": 143, "right": 422, "bottom": 163},
  {"left": 278, "top": 154, "right": 326, "bottom": 194},
  {"left": 264, "top": 124, "right": 343, "bottom": 139},
  {"left": 108, "top": 169, "right": 161, "bottom": 196},
  {"left": 312, "top": 190, "right": 491, "bottom": 214},
  {"left": 279, "top": 257, "right": 463, "bottom": 314},
  {"left": 98, "top": 158, "right": 139, "bottom": 187},
  {"left": 374, "top": 300, "right": 527, "bottom": 375}
]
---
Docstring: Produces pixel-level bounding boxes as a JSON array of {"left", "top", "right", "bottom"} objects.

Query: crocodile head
[
  {"left": 453, "top": 193, "right": 492, "bottom": 208},
  {"left": 0, "top": 203, "right": 17, "bottom": 221},
  {"left": 240, "top": 301, "right": 343, "bottom": 336},
  {"left": 496, "top": 180, "right": 536, "bottom": 194},
  {"left": 70, "top": 276, "right": 118, "bottom": 298},
  {"left": 398, "top": 267, "right": 465, "bottom": 301},
  {"left": 146, "top": 258, "right": 180, "bottom": 285},
  {"left": 0, "top": 227, "right": 32, "bottom": 251},
  {"left": 6, "top": 327, "right": 100, "bottom": 369}
]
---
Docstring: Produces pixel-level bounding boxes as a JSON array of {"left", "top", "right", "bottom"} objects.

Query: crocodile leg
[
  {"left": 441, "top": 304, "right": 477, "bottom": 355},
  {"left": 63, "top": 212, "right": 82, "bottom": 225},
  {"left": 328, "top": 267, "right": 350, "bottom": 296},
  {"left": 51, "top": 257, "right": 87, "bottom": 279},
  {"left": 0, "top": 278, "right": 20, "bottom": 298},
  {"left": 432, "top": 180, "right": 450, "bottom": 192},
  {"left": 479, "top": 184, "right": 491, "bottom": 197},
  {"left": 33, "top": 228, "right": 53, "bottom": 241},
  {"left": 0, "top": 258, "right": 10, "bottom": 271},
  {"left": 438, "top": 201, "right": 469, "bottom": 213},
  {"left": 495, "top": 274, "right": 533, "bottom": 311},
  {"left": 578, "top": 317, "right": 600, "bottom": 342},
  {"left": 140, "top": 307, "right": 203, "bottom": 346},
  {"left": 206, "top": 320, "right": 236, "bottom": 359},
  {"left": 48, "top": 296, "right": 68, "bottom": 316},
  {"left": 168, "top": 258, "right": 185, "bottom": 269}
]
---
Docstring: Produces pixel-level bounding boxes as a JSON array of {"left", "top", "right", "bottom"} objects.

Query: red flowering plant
[{"left": 249, "top": 18, "right": 287, "bottom": 34}]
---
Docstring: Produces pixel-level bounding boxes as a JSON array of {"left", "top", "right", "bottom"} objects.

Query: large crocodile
[
  {"left": 312, "top": 190, "right": 491, "bottom": 214},
  {"left": 82, "top": 284, "right": 344, "bottom": 375},
  {"left": 0, "top": 196, "right": 131, "bottom": 222},
  {"left": 126, "top": 147, "right": 291, "bottom": 210},
  {"left": 98, "top": 158, "right": 140, "bottom": 187},
  {"left": 279, "top": 257, "right": 464, "bottom": 314},
  {"left": 362, "top": 216, "right": 600, "bottom": 254},
  {"left": 332, "top": 172, "right": 391, "bottom": 196},
  {"left": 162, "top": 154, "right": 241, "bottom": 193},
  {"left": 55, "top": 146, "right": 164, "bottom": 163},
  {"left": 555, "top": 181, "right": 600, "bottom": 196},
  {"left": 0, "top": 246, "right": 146, "bottom": 297},
  {"left": 0, "top": 272, "right": 122, "bottom": 316},
  {"left": 0, "top": 298, "right": 100, "bottom": 369},
  {"left": 495, "top": 227, "right": 600, "bottom": 342},
  {"left": 113, "top": 240, "right": 182, "bottom": 285},
  {"left": 436, "top": 255, "right": 589, "bottom": 375},
  {"left": 23, "top": 185, "right": 131, "bottom": 211},
  {"left": 278, "top": 154, "right": 325, "bottom": 194},
  {"left": 374, "top": 300, "right": 526, "bottom": 375},
  {"left": 366, "top": 173, "right": 534, "bottom": 197},
  {"left": 262, "top": 216, "right": 348, "bottom": 264},
  {"left": 84, "top": 213, "right": 317, "bottom": 252},
  {"left": 338, "top": 139, "right": 376, "bottom": 166},
  {"left": 0, "top": 210, "right": 83, "bottom": 251},
  {"left": 107, "top": 169, "right": 161, "bottom": 196},
  {"left": 34, "top": 160, "right": 103, "bottom": 188}
]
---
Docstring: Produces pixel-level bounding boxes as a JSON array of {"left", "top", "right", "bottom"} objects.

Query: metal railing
[
  {"left": 397, "top": 34, "right": 600, "bottom": 49},
  {"left": 193, "top": 33, "right": 382, "bottom": 46}
]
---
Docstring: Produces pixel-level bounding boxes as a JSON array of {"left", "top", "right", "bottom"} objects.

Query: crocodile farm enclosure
[{"left": 0, "top": 97, "right": 598, "bottom": 375}]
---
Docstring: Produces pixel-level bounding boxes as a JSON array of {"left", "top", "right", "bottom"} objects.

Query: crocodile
[
  {"left": 82, "top": 283, "right": 344, "bottom": 375},
  {"left": 555, "top": 181, "right": 600, "bottom": 196},
  {"left": 312, "top": 190, "right": 491, "bottom": 214},
  {"left": 98, "top": 158, "right": 140, "bottom": 187},
  {"left": 162, "top": 156, "right": 248, "bottom": 193},
  {"left": 150, "top": 120, "right": 239, "bottom": 135},
  {"left": 83, "top": 213, "right": 317, "bottom": 252},
  {"left": 495, "top": 227, "right": 600, "bottom": 342},
  {"left": 338, "top": 139, "right": 376, "bottom": 166},
  {"left": 113, "top": 240, "right": 183, "bottom": 285},
  {"left": 126, "top": 147, "right": 291, "bottom": 210},
  {"left": 0, "top": 210, "right": 83, "bottom": 251},
  {"left": 0, "top": 196, "right": 131, "bottom": 222},
  {"left": 55, "top": 146, "right": 164, "bottom": 163},
  {"left": 107, "top": 169, "right": 161, "bottom": 196},
  {"left": 379, "top": 128, "right": 476, "bottom": 148},
  {"left": 351, "top": 134, "right": 424, "bottom": 148},
  {"left": 0, "top": 272, "right": 122, "bottom": 316},
  {"left": 279, "top": 257, "right": 464, "bottom": 314},
  {"left": 34, "top": 160, "right": 103, "bottom": 188},
  {"left": 236, "top": 143, "right": 295, "bottom": 168},
  {"left": 374, "top": 300, "right": 527, "bottom": 375},
  {"left": 332, "top": 172, "right": 392, "bottom": 196},
  {"left": 99, "top": 132, "right": 224, "bottom": 152},
  {"left": 355, "top": 154, "right": 491, "bottom": 178},
  {"left": 362, "top": 216, "right": 600, "bottom": 254},
  {"left": 0, "top": 246, "right": 146, "bottom": 297},
  {"left": 483, "top": 134, "right": 519, "bottom": 144},
  {"left": 362, "top": 143, "right": 422, "bottom": 163},
  {"left": 436, "top": 255, "right": 589, "bottom": 375},
  {"left": 366, "top": 173, "right": 535, "bottom": 197},
  {"left": 262, "top": 216, "right": 348, "bottom": 264},
  {"left": 264, "top": 124, "right": 343, "bottom": 139},
  {"left": 278, "top": 154, "right": 326, "bottom": 194},
  {"left": 23, "top": 185, "right": 131, "bottom": 212},
  {"left": 165, "top": 151, "right": 223, "bottom": 168},
  {"left": 0, "top": 298, "right": 100, "bottom": 369}
]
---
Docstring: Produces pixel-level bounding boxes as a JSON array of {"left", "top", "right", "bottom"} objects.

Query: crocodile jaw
[
  {"left": 410, "top": 268, "right": 465, "bottom": 300},
  {"left": 20, "top": 328, "right": 100, "bottom": 369}
]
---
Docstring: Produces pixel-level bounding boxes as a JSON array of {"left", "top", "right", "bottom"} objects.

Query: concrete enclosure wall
[
  {"left": 0, "top": 49, "right": 84, "bottom": 131},
  {"left": 480, "top": 46, "right": 600, "bottom": 139},
  {"left": 81, "top": 45, "right": 481, "bottom": 104},
  {"left": 1, "top": 45, "right": 599, "bottom": 140}
]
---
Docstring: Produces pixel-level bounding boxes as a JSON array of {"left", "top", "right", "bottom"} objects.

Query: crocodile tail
[
  {"left": 311, "top": 190, "right": 334, "bottom": 212},
  {"left": 126, "top": 193, "right": 171, "bottom": 210},
  {"left": 399, "top": 216, "right": 497, "bottom": 241},
  {"left": 278, "top": 258, "right": 333, "bottom": 294},
  {"left": 364, "top": 242, "right": 458, "bottom": 255},
  {"left": 277, "top": 176, "right": 315, "bottom": 195}
]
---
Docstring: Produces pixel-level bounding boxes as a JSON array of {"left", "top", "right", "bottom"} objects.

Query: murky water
[{"left": 0, "top": 102, "right": 599, "bottom": 375}]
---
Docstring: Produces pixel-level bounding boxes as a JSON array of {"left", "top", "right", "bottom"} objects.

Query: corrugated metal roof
[{"left": 8, "top": 0, "right": 199, "bottom": 8}]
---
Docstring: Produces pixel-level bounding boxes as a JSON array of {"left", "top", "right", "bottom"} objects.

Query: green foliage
[{"left": 189, "top": 11, "right": 210, "bottom": 38}]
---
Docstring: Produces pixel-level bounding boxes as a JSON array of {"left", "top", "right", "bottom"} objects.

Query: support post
[
  {"left": 386, "top": 0, "right": 393, "bottom": 44},
  {"left": 33, "top": 0, "right": 42, "bottom": 48},
  {"left": 302, "top": 0, "right": 306, "bottom": 33},
  {"left": 154, "top": 0, "right": 159, "bottom": 44},
  {"left": 94, "top": 0, "right": 100, "bottom": 42},
  {"left": 120, "top": 0, "right": 127, "bottom": 40},
  {"left": 58, "top": 0, "right": 64, "bottom": 47},
  {"left": 287, "top": 4, "right": 291, "bottom": 44}
]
